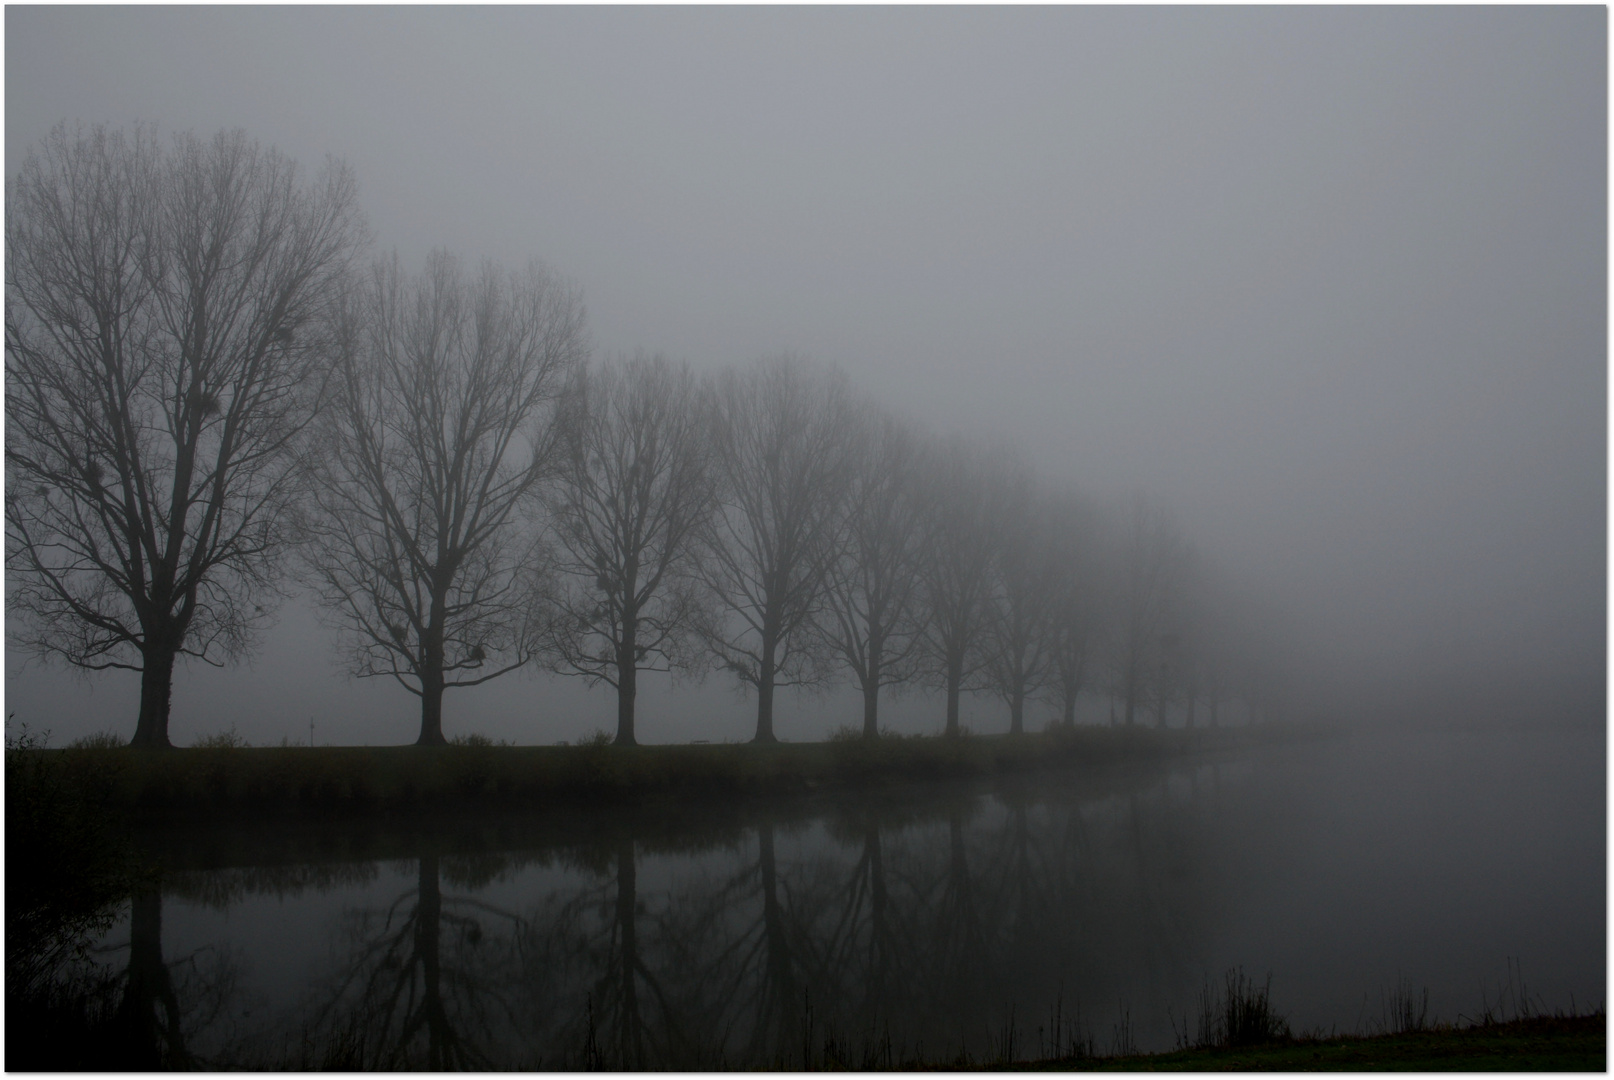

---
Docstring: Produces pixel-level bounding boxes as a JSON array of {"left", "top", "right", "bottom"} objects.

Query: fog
[{"left": 5, "top": 6, "right": 1603, "bottom": 747}]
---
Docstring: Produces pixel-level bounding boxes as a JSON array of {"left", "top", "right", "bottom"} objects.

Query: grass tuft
[
  {"left": 193, "top": 729, "right": 250, "bottom": 749},
  {"left": 1194, "top": 968, "right": 1291, "bottom": 1049},
  {"left": 65, "top": 731, "right": 123, "bottom": 750}
]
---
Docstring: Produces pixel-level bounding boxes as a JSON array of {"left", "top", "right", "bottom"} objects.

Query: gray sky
[{"left": 5, "top": 6, "right": 1604, "bottom": 744}]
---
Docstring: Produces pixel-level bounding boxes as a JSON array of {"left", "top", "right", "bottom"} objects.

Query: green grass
[{"left": 12, "top": 724, "right": 1312, "bottom": 818}]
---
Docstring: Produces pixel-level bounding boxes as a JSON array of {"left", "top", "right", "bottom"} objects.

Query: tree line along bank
[{"left": 6, "top": 123, "right": 1285, "bottom": 749}]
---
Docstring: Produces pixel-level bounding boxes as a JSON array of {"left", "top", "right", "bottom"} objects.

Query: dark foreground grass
[
  {"left": 15, "top": 723, "right": 1314, "bottom": 819},
  {"left": 1023, "top": 1013, "right": 1606, "bottom": 1072}
]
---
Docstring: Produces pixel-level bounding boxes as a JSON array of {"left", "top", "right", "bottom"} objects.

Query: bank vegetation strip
[{"left": 18, "top": 723, "right": 1319, "bottom": 818}]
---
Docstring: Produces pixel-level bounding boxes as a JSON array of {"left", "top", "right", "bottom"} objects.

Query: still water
[{"left": 90, "top": 726, "right": 1603, "bottom": 1068}]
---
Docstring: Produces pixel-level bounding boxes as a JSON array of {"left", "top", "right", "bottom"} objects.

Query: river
[{"left": 61, "top": 724, "right": 1606, "bottom": 1068}]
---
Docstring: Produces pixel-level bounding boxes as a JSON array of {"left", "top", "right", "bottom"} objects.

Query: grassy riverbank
[
  {"left": 15, "top": 723, "right": 1318, "bottom": 817},
  {"left": 1019, "top": 1013, "right": 1605, "bottom": 1071}
]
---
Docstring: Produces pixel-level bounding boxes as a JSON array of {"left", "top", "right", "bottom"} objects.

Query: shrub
[
  {"left": 66, "top": 732, "right": 122, "bottom": 750},
  {"left": 451, "top": 733, "right": 494, "bottom": 747},
  {"left": 193, "top": 729, "right": 249, "bottom": 749},
  {"left": 828, "top": 724, "right": 864, "bottom": 743},
  {"left": 579, "top": 730, "right": 613, "bottom": 749},
  {"left": 1194, "top": 968, "right": 1290, "bottom": 1048}
]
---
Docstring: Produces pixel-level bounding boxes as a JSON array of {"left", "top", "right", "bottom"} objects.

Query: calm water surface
[{"left": 88, "top": 726, "right": 1603, "bottom": 1068}]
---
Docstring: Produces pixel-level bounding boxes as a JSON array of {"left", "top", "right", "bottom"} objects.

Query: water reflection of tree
[
  {"left": 80, "top": 888, "right": 243, "bottom": 1070},
  {"left": 536, "top": 835, "right": 698, "bottom": 1069},
  {"left": 309, "top": 854, "right": 527, "bottom": 1069},
  {"left": 125, "top": 766, "right": 1232, "bottom": 1068}
]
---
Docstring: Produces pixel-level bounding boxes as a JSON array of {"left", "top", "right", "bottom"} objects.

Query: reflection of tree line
[{"left": 95, "top": 769, "right": 1224, "bottom": 1068}]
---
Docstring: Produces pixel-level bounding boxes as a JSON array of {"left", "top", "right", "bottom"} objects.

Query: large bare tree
[
  {"left": 544, "top": 354, "right": 715, "bottom": 745},
  {"left": 816, "top": 404, "right": 930, "bottom": 738},
  {"left": 301, "top": 251, "right": 584, "bottom": 745},
  {"left": 5, "top": 124, "right": 363, "bottom": 747},
  {"left": 696, "top": 356, "right": 853, "bottom": 743}
]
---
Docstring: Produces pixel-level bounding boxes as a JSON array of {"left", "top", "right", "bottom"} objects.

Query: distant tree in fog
[
  {"left": 1043, "top": 493, "right": 1102, "bottom": 729},
  {"left": 917, "top": 440, "right": 1010, "bottom": 736},
  {"left": 981, "top": 467, "right": 1062, "bottom": 735},
  {"left": 544, "top": 354, "right": 715, "bottom": 745},
  {"left": 695, "top": 356, "right": 854, "bottom": 743},
  {"left": 1109, "top": 497, "right": 1192, "bottom": 726},
  {"left": 300, "top": 251, "right": 584, "bottom": 745},
  {"left": 5, "top": 124, "right": 363, "bottom": 747},
  {"left": 815, "top": 404, "right": 930, "bottom": 738}
]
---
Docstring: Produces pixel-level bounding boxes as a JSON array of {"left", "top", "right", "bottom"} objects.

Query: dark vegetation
[{"left": 6, "top": 723, "right": 1309, "bottom": 819}]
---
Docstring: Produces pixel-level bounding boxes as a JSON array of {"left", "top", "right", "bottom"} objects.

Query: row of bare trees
[{"left": 7, "top": 124, "right": 1270, "bottom": 748}]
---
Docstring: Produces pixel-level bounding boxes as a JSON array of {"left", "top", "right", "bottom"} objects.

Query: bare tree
[
  {"left": 1042, "top": 493, "right": 1101, "bottom": 729},
  {"left": 301, "top": 251, "right": 584, "bottom": 745},
  {"left": 981, "top": 470, "right": 1062, "bottom": 735},
  {"left": 696, "top": 356, "right": 854, "bottom": 743},
  {"left": 5, "top": 124, "right": 363, "bottom": 747},
  {"left": 916, "top": 439, "right": 1010, "bottom": 737},
  {"left": 545, "top": 354, "right": 715, "bottom": 745},
  {"left": 1109, "top": 497, "right": 1192, "bottom": 726},
  {"left": 816, "top": 404, "right": 930, "bottom": 738}
]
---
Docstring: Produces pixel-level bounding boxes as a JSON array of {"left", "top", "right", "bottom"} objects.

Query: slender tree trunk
[
  {"left": 417, "top": 600, "right": 448, "bottom": 745},
  {"left": 945, "top": 656, "right": 963, "bottom": 736},
  {"left": 1062, "top": 689, "right": 1076, "bottom": 729},
  {"left": 616, "top": 625, "right": 638, "bottom": 746},
  {"left": 1123, "top": 662, "right": 1137, "bottom": 726},
  {"left": 754, "top": 636, "right": 778, "bottom": 743},
  {"left": 862, "top": 636, "right": 883, "bottom": 738},
  {"left": 1008, "top": 687, "right": 1025, "bottom": 735},
  {"left": 130, "top": 645, "right": 177, "bottom": 749}
]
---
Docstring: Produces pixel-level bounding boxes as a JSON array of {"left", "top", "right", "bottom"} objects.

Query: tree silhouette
[
  {"left": 300, "top": 251, "right": 584, "bottom": 744},
  {"left": 6, "top": 124, "right": 363, "bottom": 746},
  {"left": 696, "top": 357, "right": 854, "bottom": 742},
  {"left": 545, "top": 355, "right": 715, "bottom": 745}
]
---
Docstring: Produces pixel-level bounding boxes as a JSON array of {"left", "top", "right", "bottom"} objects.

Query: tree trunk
[
  {"left": 1062, "top": 691, "right": 1076, "bottom": 729},
  {"left": 862, "top": 637, "right": 882, "bottom": 738},
  {"left": 945, "top": 656, "right": 962, "bottom": 736},
  {"left": 130, "top": 645, "right": 177, "bottom": 748},
  {"left": 1123, "top": 664, "right": 1137, "bottom": 726},
  {"left": 616, "top": 630, "right": 638, "bottom": 746},
  {"left": 754, "top": 636, "right": 778, "bottom": 743},
  {"left": 417, "top": 664, "right": 446, "bottom": 746},
  {"left": 1008, "top": 687, "right": 1024, "bottom": 735}
]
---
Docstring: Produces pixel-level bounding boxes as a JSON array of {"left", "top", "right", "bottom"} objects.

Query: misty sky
[{"left": 5, "top": 7, "right": 1604, "bottom": 745}]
